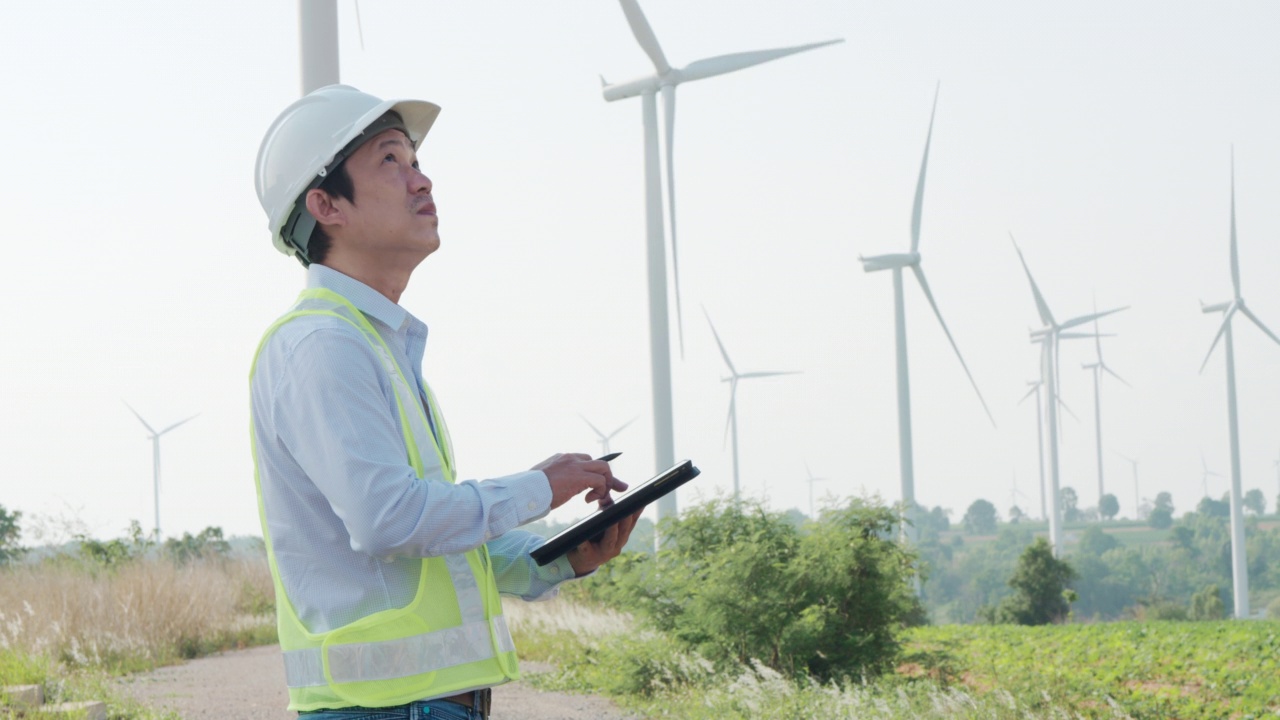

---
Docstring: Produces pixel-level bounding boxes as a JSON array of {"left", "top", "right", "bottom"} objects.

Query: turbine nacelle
[{"left": 858, "top": 252, "right": 921, "bottom": 273}]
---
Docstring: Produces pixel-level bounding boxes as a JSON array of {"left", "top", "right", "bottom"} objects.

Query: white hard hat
[{"left": 254, "top": 84, "right": 441, "bottom": 262}]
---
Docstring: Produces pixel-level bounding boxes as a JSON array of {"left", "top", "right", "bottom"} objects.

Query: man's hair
[{"left": 306, "top": 162, "right": 356, "bottom": 264}]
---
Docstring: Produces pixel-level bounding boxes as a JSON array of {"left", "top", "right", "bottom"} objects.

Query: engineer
[{"left": 250, "top": 84, "right": 640, "bottom": 719}]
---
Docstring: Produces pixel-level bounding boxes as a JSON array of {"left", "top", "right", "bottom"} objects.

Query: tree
[
  {"left": 1197, "top": 496, "right": 1230, "bottom": 519},
  {"left": 991, "top": 537, "right": 1077, "bottom": 625},
  {"left": 1243, "top": 488, "right": 1266, "bottom": 516},
  {"left": 1154, "top": 491, "right": 1174, "bottom": 513},
  {"left": 1061, "top": 487, "right": 1081, "bottom": 523},
  {"left": 1076, "top": 525, "right": 1118, "bottom": 557},
  {"left": 1149, "top": 507, "right": 1174, "bottom": 530},
  {"left": 1190, "top": 584, "right": 1226, "bottom": 621},
  {"left": 1099, "top": 494, "right": 1120, "bottom": 521},
  {"left": 1009, "top": 505, "right": 1026, "bottom": 523},
  {"left": 962, "top": 499, "right": 999, "bottom": 535},
  {"left": 0, "top": 504, "right": 22, "bottom": 563}
]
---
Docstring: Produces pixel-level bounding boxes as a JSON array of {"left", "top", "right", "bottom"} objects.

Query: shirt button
[{"left": 527, "top": 501, "right": 537, "bottom": 511}]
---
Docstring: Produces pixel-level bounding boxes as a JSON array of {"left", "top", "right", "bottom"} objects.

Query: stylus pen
[{"left": 597, "top": 451, "right": 622, "bottom": 462}]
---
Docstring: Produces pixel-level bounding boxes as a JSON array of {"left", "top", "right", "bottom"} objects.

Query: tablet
[{"left": 529, "top": 459, "right": 700, "bottom": 566}]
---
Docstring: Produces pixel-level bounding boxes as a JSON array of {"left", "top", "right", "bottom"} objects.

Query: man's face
[{"left": 338, "top": 128, "right": 439, "bottom": 260}]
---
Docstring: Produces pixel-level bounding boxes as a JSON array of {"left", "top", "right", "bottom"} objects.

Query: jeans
[{"left": 299, "top": 697, "right": 481, "bottom": 720}]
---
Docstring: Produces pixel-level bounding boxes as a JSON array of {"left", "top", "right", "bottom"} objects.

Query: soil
[{"left": 117, "top": 645, "right": 640, "bottom": 719}]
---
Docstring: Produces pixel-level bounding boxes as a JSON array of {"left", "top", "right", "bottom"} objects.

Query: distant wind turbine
[
  {"left": 125, "top": 403, "right": 197, "bottom": 539},
  {"left": 1197, "top": 149, "right": 1280, "bottom": 619},
  {"left": 1201, "top": 456, "right": 1223, "bottom": 499},
  {"left": 1012, "top": 238, "right": 1127, "bottom": 556},
  {"left": 579, "top": 414, "right": 638, "bottom": 456},
  {"left": 1114, "top": 451, "right": 1140, "bottom": 521},
  {"left": 1082, "top": 300, "right": 1130, "bottom": 505},
  {"left": 859, "top": 86, "right": 994, "bottom": 542},
  {"left": 705, "top": 309, "right": 798, "bottom": 499},
  {"left": 804, "top": 463, "right": 828, "bottom": 519},
  {"left": 601, "top": 0, "right": 841, "bottom": 530}
]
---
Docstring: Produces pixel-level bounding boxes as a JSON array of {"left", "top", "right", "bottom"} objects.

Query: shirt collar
[{"left": 307, "top": 264, "right": 410, "bottom": 332}]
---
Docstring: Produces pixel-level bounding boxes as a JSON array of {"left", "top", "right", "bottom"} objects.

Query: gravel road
[{"left": 118, "top": 645, "right": 641, "bottom": 720}]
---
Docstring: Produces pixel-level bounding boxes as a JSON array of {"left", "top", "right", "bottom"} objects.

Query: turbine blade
[
  {"left": 1060, "top": 306, "right": 1128, "bottom": 331},
  {"left": 1230, "top": 147, "right": 1241, "bottom": 299},
  {"left": 912, "top": 265, "right": 996, "bottom": 426},
  {"left": 1058, "top": 396, "right": 1080, "bottom": 423},
  {"left": 578, "top": 413, "right": 607, "bottom": 440},
  {"left": 678, "top": 39, "right": 843, "bottom": 83},
  {"left": 123, "top": 401, "right": 157, "bottom": 436},
  {"left": 1092, "top": 295, "right": 1103, "bottom": 363},
  {"left": 1199, "top": 303, "right": 1237, "bottom": 373},
  {"left": 662, "top": 83, "right": 685, "bottom": 359},
  {"left": 1010, "top": 235, "right": 1057, "bottom": 327},
  {"left": 157, "top": 414, "right": 198, "bottom": 436},
  {"left": 911, "top": 83, "right": 939, "bottom": 253},
  {"left": 1101, "top": 363, "right": 1132, "bottom": 388},
  {"left": 703, "top": 307, "right": 737, "bottom": 376},
  {"left": 738, "top": 370, "right": 801, "bottom": 379},
  {"left": 1238, "top": 304, "right": 1280, "bottom": 348},
  {"left": 354, "top": 0, "right": 365, "bottom": 51},
  {"left": 1017, "top": 382, "right": 1039, "bottom": 405},
  {"left": 607, "top": 415, "right": 640, "bottom": 440},
  {"left": 618, "top": 0, "right": 671, "bottom": 74}
]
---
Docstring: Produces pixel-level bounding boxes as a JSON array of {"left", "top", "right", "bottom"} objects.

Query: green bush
[
  {"left": 987, "top": 537, "right": 1076, "bottom": 625},
  {"left": 575, "top": 498, "right": 921, "bottom": 682}
]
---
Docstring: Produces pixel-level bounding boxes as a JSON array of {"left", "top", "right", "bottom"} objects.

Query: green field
[{"left": 905, "top": 621, "right": 1280, "bottom": 719}]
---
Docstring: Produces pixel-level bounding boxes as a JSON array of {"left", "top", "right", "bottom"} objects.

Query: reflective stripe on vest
[{"left": 249, "top": 288, "right": 518, "bottom": 711}]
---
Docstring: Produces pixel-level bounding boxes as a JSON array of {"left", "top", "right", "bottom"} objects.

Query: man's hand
[
  {"left": 566, "top": 509, "right": 642, "bottom": 577},
  {"left": 534, "top": 453, "right": 628, "bottom": 511}
]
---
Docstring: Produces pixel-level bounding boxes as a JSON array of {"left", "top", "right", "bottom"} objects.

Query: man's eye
[
  {"left": 384, "top": 153, "right": 397, "bottom": 163},
  {"left": 411, "top": 160, "right": 420, "bottom": 170}
]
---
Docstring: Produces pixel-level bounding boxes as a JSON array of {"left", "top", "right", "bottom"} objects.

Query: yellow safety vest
[{"left": 249, "top": 288, "right": 519, "bottom": 711}]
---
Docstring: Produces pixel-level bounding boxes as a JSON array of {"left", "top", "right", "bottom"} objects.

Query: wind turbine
[
  {"left": 1082, "top": 302, "right": 1130, "bottom": 505},
  {"left": 125, "top": 403, "right": 197, "bottom": 539},
  {"left": 601, "top": 1, "right": 841, "bottom": 528},
  {"left": 1198, "top": 150, "right": 1280, "bottom": 619},
  {"left": 804, "top": 462, "right": 828, "bottom": 519},
  {"left": 705, "top": 309, "right": 798, "bottom": 499},
  {"left": 1019, "top": 380, "right": 1048, "bottom": 521},
  {"left": 299, "top": 0, "right": 340, "bottom": 93},
  {"left": 1011, "top": 238, "right": 1127, "bottom": 556},
  {"left": 579, "top": 414, "right": 638, "bottom": 456},
  {"left": 1114, "top": 452, "right": 1140, "bottom": 520},
  {"left": 859, "top": 86, "right": 995, "bottom": 542},
  {"left": 1201, "top": 456, "right": 1223, "bottom": 499}
]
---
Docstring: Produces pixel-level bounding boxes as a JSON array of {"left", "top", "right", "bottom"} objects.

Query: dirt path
[{"left": 118, "top": 645, "right": 641, "bottom": 719}]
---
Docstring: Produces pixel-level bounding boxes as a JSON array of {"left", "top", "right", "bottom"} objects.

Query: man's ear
[{"left": 305, "top": 188, "right": 346, "bottom": 230}]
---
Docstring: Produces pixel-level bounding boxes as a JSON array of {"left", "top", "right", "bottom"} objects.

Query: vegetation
[
  {"left": 566, "top": 498, "right": 922, "bottom": 682},
  {"left": 0, "top": 519, "right": 274, "bottom": 718},
  {"left": 0, "top": 503, "right": 23, "bottom": 564},
  {"left": 982, "top": 536, "right": 1076, "bottom": 625},
  {"left": 961, "top": 499, "right": 997, "bottom": 535}
]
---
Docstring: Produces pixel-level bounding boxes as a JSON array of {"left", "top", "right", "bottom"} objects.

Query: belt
[{"left": 442, "top": 688, "right": 492, "bottom": 718}]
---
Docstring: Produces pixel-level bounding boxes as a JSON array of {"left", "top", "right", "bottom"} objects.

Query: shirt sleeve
[
  {"left": 487, "top": 531, "right": 578, "bottom": 601},
  {"left": 272, "top": 325, "right": 553, "bottom": 559}
]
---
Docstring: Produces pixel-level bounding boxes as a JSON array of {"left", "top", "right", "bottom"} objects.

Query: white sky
[{"left": 3, "top": 1, "right": 1279, "bottom": 542}]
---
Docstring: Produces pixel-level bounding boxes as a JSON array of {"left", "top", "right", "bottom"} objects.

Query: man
[{"left": 251, "top": 84, "right": 639, "bottom": 719}]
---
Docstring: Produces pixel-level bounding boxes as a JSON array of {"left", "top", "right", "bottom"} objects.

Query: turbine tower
[
  {"left": 1019, "top": 380, "right": 1048, "bottom": 521},
  {"left": 858, "top": 87, "right": 995, "bottom": 542},
  {"left": 1012, "top": 239, "right": 1126, "bottom": 556},
  {"left": 705, "top": 309, "right": 798, "bottom": 499},
  {"left": 1200, "top": 456, "right": 1223, "bottom": 499},
  {"left": 125, "top": 403, "right": 197, "bottom": 539},
  {"left": 299, "top": 0, "right": 339, "bottom": 94},
  {"left": 1198, "top": 150, "right": 1280, "bottom": 619},
  {"left": 601, "top": 0, "right": 841, "bottom": 528},
  {"left": 1115, "top": 452, "right": 1140, "bottom": 520},
  {"left": 1082, "top": 304, "right": 1129, "bottom": 505},
  {"left": 580, "top": 414, "right": 638, "bottom": 456}
]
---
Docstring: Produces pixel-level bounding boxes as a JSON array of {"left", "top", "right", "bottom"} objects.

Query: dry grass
[
  {"left": 0, "top": 555, "right": 275, "bottom": 671},
  {"left": 503, "top": 595, "right": 633, "bottom": 638}
]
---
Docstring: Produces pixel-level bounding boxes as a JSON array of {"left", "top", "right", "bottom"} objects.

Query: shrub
[
  {"left": 1190, "top": 584, "right": 1226, "bottom": 621},
  {"left": 576, "top": 498, "right": 921, "bottom": 681},
  {"left": 990, "top": 537, "right": 1076, "bottom": 625}
]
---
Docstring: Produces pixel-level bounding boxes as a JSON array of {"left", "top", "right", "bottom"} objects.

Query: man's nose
[{"left": 410, "top": 168, "right": 432, "bottom": 194}]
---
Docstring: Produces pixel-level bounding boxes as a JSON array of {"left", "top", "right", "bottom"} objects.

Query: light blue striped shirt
[{"left": 251, "top": 264, "right": 574, "bottom": 633}]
